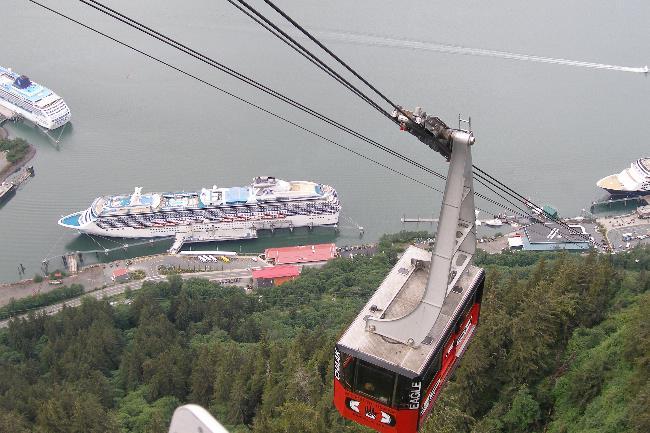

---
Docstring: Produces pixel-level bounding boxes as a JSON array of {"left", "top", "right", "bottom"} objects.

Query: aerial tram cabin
[{"left": 334, "top": 109, "right": 484, "bottom": 432}]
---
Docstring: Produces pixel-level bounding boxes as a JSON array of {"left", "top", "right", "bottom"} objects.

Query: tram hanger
[{"left": 334, "top": 109, "right": 485, "bottom": 433}]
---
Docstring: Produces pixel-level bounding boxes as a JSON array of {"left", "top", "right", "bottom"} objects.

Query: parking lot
[
  {"left": 124, "top": 253, "right": 265, "bottom": 278},
  {"left": 597, "top": 213, "right": 650, "bottom": 252},
  {"left": 607, "top": 224, "right": 650, "bottom": 252}
]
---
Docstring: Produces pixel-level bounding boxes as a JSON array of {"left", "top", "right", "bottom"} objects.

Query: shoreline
[{"left": 0, "top": 128, "right": 36, "bottom": 184}]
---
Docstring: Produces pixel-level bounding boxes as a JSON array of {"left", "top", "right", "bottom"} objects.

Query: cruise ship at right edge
[{"left": 597, "top": 158, "right": 650, "bottom": 197}]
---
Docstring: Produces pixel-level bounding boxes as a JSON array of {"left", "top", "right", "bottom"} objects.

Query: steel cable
[{"left": 33, "top": 0, "right": 599, "bottom": 247}]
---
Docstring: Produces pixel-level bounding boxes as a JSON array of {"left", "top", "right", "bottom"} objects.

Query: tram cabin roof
[{"left": 337, "top": 246, "right": 484, "bottom": 379}]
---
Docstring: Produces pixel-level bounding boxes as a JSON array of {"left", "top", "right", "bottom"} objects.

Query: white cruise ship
[
  {"left": 0, "top": 66, "right": 71, "bottom": 130},
  {"left": 596, "top": 158, "right": 650, "bottom": 198},
  {"left": 59, "top": 177, "right": 340, "bottom": 239}
]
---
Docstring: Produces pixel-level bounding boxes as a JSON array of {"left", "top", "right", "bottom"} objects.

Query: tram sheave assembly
[{"left": 334, "top": 108, "right": 485, "bottom": 433}]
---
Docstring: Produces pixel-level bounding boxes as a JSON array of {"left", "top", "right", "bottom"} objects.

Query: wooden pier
[{"left": 12, "top": 165, "right": 35, "bottom": 186}]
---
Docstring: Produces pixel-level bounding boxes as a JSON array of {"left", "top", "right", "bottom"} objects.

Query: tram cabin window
[
  {"left": 456, "top": 299, "right": 473, "bottom": 332},
  {"left": 355, "top": 360, "right": 396, "bottom": 405},
  {"left": 421, "top": 349, "right": 442, "bottom": 391},
  {"left": 340, "top": 352, "right": 355, "bottom": 389},
  {"left": 395, "top": 375, "right": 419, "bottom": 408}
]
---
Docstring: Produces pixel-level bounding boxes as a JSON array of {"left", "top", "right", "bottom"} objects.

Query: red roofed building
[
  {"left": 264, "top": 243, "right": 337, "bottom": 265},
  {"left": 112, "top": 268, "right": 130, "bottom": 283},
  {"left": 252, "top": 265, "right": 301, "bottom": 288}
]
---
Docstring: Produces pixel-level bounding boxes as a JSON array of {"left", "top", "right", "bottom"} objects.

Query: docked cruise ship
[
  {"left": 0, "top": 66, "right": 71, "bottom": 130},
  {"left": 596, "top": 158, "right": 650, "bottom": 197},
  {"left": 58, "top": 177, "right": 340, "bottom": 239}
]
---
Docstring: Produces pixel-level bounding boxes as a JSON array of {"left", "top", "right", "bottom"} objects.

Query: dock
[
  {"left": 169, "top": 234, "right": 189, "bottom": 255},
  {"left": 401, "top": 216, "right": 438, "bottom": 223},
  {"left": 63, "top": 253, "right": 78, "bottom": 274},
  {"left": 590, "top": 195, "right": 649, "bottom": 213},
  {"left": 168, "top": 226, "right": 258, "bottom": 254},
  {"left": 0, "top": 166, "right": 34, "bottom": 205},
  {"left": 12, "top": 165, "right": 35, "bottom": 186},
  {"left": 0, "top": 105, "right": 17, "bottom": 126}
]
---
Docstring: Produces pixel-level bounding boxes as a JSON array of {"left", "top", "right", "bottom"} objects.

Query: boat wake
[{"left": 302, "top": 30, "right": 648, "bottom": 74}]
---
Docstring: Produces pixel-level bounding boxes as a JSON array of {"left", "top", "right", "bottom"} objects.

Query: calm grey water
[{"left": 1, "top": 0, "right": 648, "bottom": 282}]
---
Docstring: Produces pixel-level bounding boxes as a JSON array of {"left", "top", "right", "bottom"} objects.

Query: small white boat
[{"left": 484, "top": 218, "right": 504, "bottom": 228}]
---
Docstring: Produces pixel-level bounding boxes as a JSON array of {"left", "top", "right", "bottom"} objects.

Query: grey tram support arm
[
  {"left": 365, "top": 130, "right": 477, "bottom": 346},
  {"left": 168, "top": 404, "right": 230, "bottom": 433}
]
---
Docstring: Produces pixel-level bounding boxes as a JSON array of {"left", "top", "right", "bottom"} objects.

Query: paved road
[
  {"left": 0, "top": 254, "right": 264, "bottom": 308},
  {"left": 0, "top": 267, "right": 257, "bottom": 328}
]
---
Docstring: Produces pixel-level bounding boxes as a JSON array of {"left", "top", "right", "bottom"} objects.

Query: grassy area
[
  {"left": 0, "top": 137, "right": 29, "bottom": 164},
  {"left": 129, "top": 270, "right": 146, "bottom": 280},
  {"left": 0, "top": 284, "right": 84, "bottom": 319}
]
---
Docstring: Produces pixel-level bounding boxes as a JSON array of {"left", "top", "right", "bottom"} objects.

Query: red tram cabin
[{"left": 334, "top": 246, "right": 484, "bottom": 432}]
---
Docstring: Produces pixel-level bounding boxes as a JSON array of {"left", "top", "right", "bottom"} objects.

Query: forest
[{"left": 0, "top": 231, "right": 648, "bottom": 433}]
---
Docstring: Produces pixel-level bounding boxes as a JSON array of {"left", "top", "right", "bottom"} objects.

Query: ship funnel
[
  {"left": 130, "top": 187, "right": 143, "bottom": 206},
  {"left": 14, "top": 75, "right": 32, "bottom": 89}
]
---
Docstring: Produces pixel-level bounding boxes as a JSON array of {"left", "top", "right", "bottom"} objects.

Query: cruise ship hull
[
  {"left": 0, "top": 98, "right": 70, "bottom": 130},
  {"left": 60, "top": 212, "right": 339, "bottom": 239},
  {"left": 597, "top": 173, "right": 650, "bottom": 198},
  {"left": 599, "top": 189, "right": 648, "bottom": 198}
]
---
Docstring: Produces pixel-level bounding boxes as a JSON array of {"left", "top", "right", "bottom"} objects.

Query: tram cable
[
  {"left": 226, "top": 0, "right": 400, "bottom": 123},
  {"left": 32, "top": 1, "right": 599, "bottom": 246},
  {"left": 226, "top": 6, "right": 553, "bottom": 225},
  {"left": 223, "top": 0, "right": 395, "bottom": 123},
  {"left": 74, "top": 0, "right": 544, "bottom": 221},
  {"left": 252, "top": 1, "right": 600, "bottom": 246},
  {"left": 26, "top": 1, "right": 449, "bottom": 195},
  {"left": 30, "top": 1, "right": 532, "bottom": 227},
  {"left": 244, "top": 0, "right": 602, "bottom": 247},
  {"left": 256, "top": 0, "right": 410, "bottom": 123},
  {"left": 78, "top": 0, "right": 455, "bottom": 185},
  {"left": 225, "top": 0, "right": 545, "bottom": 224},
  {"left": 81, "top": 0, "right": 410, "bottom": 163},
  {"left": 87, "top": 0, "right": 393, "bottom": 126},
  {"left": 78, "top": 0, "right": 565, "bottom": 225}
]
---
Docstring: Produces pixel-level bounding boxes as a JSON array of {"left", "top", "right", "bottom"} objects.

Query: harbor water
[{"left": 0, "top": 0, "right": 648, "bottom": 282}]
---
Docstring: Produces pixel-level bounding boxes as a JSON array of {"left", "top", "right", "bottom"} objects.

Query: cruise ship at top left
[{"left": 0, "top": 66, "right": 70, "bottom": 130}]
